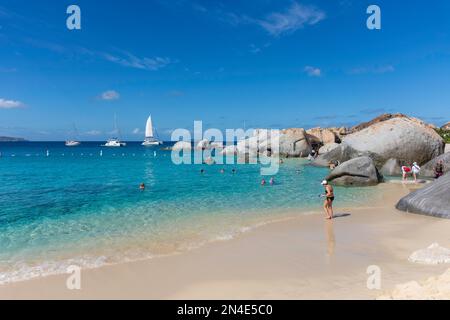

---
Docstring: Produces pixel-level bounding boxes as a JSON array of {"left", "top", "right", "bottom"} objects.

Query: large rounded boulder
[
  {"left": 312, "top": 143, "right": 368, "bottom": 167},
  {"left": 306, "top": 127, "right": 339, "bottom": 145},
  {"left": 325, "top": 156, "right": 383, "bottom": 187},
  {"left": 237, "top": 128, "right": 311, "bottom": 158},
  {"left": 396, "top": 173, "right": 450, "bottom": 218},
  {"left": 278, "top": 128, "right": 312, "bottom": 157},
  {"left": 342, "top": 117, "right": 444, "bottom": 167}
]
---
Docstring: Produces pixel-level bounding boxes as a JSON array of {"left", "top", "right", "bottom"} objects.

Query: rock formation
[
  {"left": 325, "top": 156, "right": 383, "bottom": 186},
  {"left": 396, "top": 172, "right": 450, "bottom": 218}
]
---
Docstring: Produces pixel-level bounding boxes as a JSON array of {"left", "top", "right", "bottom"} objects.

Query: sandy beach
[{"left": 1, "top": 181, "right": 449, "bottom": 300}]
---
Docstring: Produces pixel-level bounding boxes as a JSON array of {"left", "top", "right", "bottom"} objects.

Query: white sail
[{"left": 145, "top": 116, "right": 154, "bottom": 138}]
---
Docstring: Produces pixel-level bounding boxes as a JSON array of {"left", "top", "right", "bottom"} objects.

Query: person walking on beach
[
  {"left": 411, "top": 162, "right": 421, "bottom": 182},
  {"left": 434, "top": 160, "right": 444, "bottom": 179},
  {"left": 321, "top": 180, "right": 334, "bottom": 220}
]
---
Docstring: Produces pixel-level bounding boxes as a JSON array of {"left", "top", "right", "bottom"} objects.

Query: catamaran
[
  {"left": 142, "top": 115, "right": 163, "bottom": 146},
  {"left": 65, "top": 123, "right": 81, "bottom": 147},
  {"left": 103, "top": 115, "right": 126, "bottom": 147}
]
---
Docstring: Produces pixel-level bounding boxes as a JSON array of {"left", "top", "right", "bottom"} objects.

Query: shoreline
[{"left": 1, "top": 181, "right": 450, "bottom": 299}]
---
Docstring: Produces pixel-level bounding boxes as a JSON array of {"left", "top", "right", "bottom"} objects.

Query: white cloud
[
  {"left": 257, "top": 2, "right": 325, "bottom": 36},
  {"left": 228, "top": 2, "right": 325, "bottom": 37},
  {"left": 350, "top": 65, "right": 395, "bottom": 75},
  {"left": 100, "top": 90, "right": 120, "bottom": 101},
  {"left": 304, "top": 66, "right": 321, "bottom": 77},
  {"left": 0, "top": 98, "right": 24, "bottom": 109},
  {"left": 102, "top": 51, "right": 173, "bottom": 71}
]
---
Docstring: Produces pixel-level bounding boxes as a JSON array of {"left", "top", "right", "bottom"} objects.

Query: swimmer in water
[
  {"left": 220, "top": 169, "right": 225, "bottom": 174},
  {"left": 200, "top": 169, "right": 205, "bottom": 174},
  {"left": 270, "top": 177, "right": 275, "bottom": 185},
  {"left": 261, "top": 179, "right": 266, "bottom": 186},
  {"left": 140, "top": 183, "right": 145, "bottom": 191},
  {"left": 232, "top": 169, "right": 236, "bottom": 174}
]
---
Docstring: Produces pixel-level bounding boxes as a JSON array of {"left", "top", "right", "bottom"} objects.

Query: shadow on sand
[{"left": 333, "top": 213, "right": 351, "bottom": 219}]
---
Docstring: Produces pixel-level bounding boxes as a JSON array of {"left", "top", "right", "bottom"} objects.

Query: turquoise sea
[{"left": 0, "top": 142, "right": 379, "bottom": 284}]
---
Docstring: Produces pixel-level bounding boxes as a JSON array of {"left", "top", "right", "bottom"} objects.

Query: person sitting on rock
[{"left": 434, "top": 160, "right": 444, "bottom": 179}]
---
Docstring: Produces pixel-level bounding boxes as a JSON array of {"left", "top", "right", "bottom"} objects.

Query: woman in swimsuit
[{"left": 321, "top": 180, "right": 334, "bottom": 220}]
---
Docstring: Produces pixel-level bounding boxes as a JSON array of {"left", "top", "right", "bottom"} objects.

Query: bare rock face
[
  {"left": 311, "top": 143, "right": 368, "bottom": 167},
  {"left": 396, "top": 172, "right": 450, "bottom": 218},
  {"left": 306, "top": 127, "right": 339, "bottom": 145},
  {"left": 442, "top": 122, "right": 450, "bottom": 130},
  {"left": 325, "top": 156, "right": 383, "bottom": 186},
  {"left": 420, "top": 153, "right": 450, "bottom": 177},
  {"left": 278, "top": 128, "right": 312, "bottom": 157},
  {"left": 237, "top": 128, "right": 311, "bottom": 158},
  {"left": 319, "top": 143, "right": 339, "bottom": 154},
  {"left": 342, "top": 117, "right": 444, "bottom": 167},
  {"left": 380, "top": 158, "right": 402, "bottom": 176}
]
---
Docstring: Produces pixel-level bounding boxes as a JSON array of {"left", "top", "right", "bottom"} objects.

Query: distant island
[{"left": 0, "top": 136, "right": 27, "bottom": 142}]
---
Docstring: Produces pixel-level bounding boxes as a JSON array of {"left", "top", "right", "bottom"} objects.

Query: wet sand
[{"left": 1, "top": 182, "right": 449, "bottom": 300}]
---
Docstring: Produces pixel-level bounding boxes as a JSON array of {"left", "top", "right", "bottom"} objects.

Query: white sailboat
[
  {"left": 142, "top": 115, "right": 163, "bottom": 146},
  {"left": 65, "top": 123, "right": 81, "bottom": 147},
  {"left": 103, "top": 114, "right": 126, "bottom": 147}
]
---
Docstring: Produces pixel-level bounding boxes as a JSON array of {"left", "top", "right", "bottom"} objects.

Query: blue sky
[{"left": 0, "top": 0, "right": 449, "bottom": 141}]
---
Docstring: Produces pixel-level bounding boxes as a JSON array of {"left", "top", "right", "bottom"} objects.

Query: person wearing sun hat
[{"left": 320, "top": 180, "right": 334, "bottom": 220}]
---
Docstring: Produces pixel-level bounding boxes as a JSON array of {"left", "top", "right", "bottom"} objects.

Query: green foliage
[{"left": 435, "top": 129, "right": 450, "bottom": 143}]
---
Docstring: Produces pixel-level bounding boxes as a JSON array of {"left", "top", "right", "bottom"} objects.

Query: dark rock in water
[
  {"left": 420, "top": 153, "right": 450, "bottom": 178},
  {"left": 396, "top": 173, "right": 450, "bottom": 219},
  {"left": 311, "top": 143, "right": 370, "bottom": 167},
  {"left": 325, "top": 156, "right": 383, "bottom": 186},
  {"left": 380, "top": 158, "right": 402, "bottom": 176}
]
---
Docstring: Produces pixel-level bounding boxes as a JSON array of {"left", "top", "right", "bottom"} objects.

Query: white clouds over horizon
[{"left": 0, "top": 98, "right": 24, "bottom": 109}]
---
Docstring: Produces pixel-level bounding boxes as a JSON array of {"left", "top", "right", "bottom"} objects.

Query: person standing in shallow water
[{"left": 321, "top": 180, "right": 334, "bottom": 220}]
